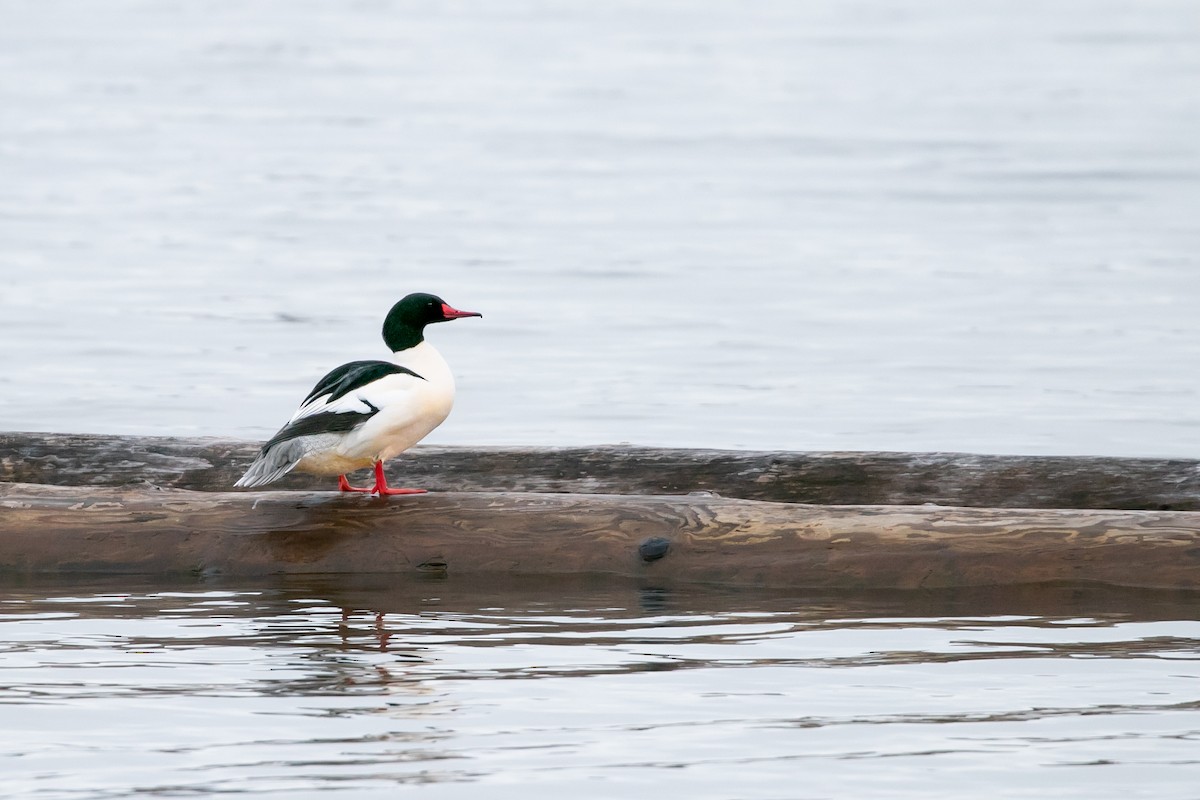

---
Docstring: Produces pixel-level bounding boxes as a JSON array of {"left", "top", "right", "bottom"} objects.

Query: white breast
[{"left": 336, "top": 341, "right": 457, "bottom": 463}]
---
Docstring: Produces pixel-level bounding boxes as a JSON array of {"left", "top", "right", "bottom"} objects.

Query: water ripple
[{"left": 0, "top": 577, "right": 1198, "bottom": 798}]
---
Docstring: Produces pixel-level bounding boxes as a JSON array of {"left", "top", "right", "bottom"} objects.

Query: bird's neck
[
  {"left": 391, "top": 341, "right": 450, "bottom": 380},
  {"left": 382, "top": 319, "right": 424, "bottom": 352}
]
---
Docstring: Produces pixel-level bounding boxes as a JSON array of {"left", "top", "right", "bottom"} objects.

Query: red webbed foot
[
  {"left": 337, "top": 475, "right": 373, "bottom": 493},
  {"left": 371, "top": 460, "right": 427, "bottom": 495}
]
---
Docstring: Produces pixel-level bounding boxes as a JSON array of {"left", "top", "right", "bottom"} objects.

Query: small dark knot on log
[{"left": 639, "top": 537, "right": 671, "bottom": 562}]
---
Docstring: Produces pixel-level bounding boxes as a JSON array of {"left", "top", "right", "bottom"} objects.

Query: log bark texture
[
  {"left": 2, "top": 482, "right": 1199, "bottom": 590},
  {"left": 4, "top": 431, "right": 1200, "bottom": 510}
]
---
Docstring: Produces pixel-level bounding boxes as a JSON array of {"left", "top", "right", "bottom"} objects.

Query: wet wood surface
[
  {"left": 4, "top": 431, "right": 1200, "bottom": 510},
  {"left": 2, "top": 481, "right": 1198, "bottom": 590}
]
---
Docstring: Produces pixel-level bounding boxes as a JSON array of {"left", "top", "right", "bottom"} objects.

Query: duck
[{"left": 235, "top": 292, "right": 481, "bottom": 495}]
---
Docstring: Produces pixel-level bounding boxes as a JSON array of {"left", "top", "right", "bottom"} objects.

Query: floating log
[
  {"left": 1, "top": 481, "right": 1199, "bottom": 590},
  {"left": 4, "top": 432, "right": 1199, "bottom": 589},
  {"left": 4, "top": 432, "right": 1200, "bottom": 510}
]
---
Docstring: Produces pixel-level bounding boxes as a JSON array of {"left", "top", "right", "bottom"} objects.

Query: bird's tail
[{"left": 234, "top": 441, "right": 304, "bottom": 488}]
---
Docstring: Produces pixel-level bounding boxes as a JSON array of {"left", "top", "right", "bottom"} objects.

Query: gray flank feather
[
  {"left": 235, "top": 405, "right": 381, "bottom": 489},
  {"left": 234, "top": 439, "right": 310, "bottom": 488}
]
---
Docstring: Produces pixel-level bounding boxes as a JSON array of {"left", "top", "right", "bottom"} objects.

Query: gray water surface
[
  {"left": 3, "top": 6, "right": 1199, "bottom": 798},
  {"left": 2, "top": 0, "right": 1199, "bottom": 456},
  {"left": 3, "top": 576, "right": 1199, "bottom": 799}
]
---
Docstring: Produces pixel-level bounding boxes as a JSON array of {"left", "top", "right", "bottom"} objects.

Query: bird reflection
[{"left": 339, "top": 608, "right": 398, "bottom": 652}]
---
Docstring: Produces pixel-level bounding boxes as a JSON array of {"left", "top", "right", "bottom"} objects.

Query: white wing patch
[{"left": 288, "top": 371, "right": 426, "bottom": 424}]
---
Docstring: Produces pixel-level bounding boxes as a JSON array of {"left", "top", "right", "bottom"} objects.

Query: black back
[
  {"left": 260, "top": 361, "right": 425, "bottom": 453},
  {"left": 301, "top": 360, "right": 425, "bottom": 406}
]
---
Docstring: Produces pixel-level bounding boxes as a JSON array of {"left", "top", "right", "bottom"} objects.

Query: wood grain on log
[
  {"left": 2, "top": 482, "right": 1198, "bottom": 590},
  {"left": 3, "top": 432, "right": 1200, "bottom": 510}
]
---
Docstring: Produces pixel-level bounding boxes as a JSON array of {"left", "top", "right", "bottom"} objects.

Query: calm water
[
  {"left": 1, "top": 0, "right": 1199, "bottom": 456},
  {"left": 2, "top": 576, "right": 1199, "bottom": 799},
  {"left": 3, "top": 4, "right": 1200, "bottom": 797}
]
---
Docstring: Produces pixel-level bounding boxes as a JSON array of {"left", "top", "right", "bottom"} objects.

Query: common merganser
[{"left": 235, "top": 292, "right": 481, "bottom": 494}]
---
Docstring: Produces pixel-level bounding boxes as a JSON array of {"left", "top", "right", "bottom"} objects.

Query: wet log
[
  {"left": 1, "top": 482, "right": 1198, "bottom": 590},
  {"left": 4, "top": 431, "right": 1200, "bottom": 510}
]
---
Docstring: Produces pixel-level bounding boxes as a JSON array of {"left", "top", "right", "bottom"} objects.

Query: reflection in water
[{"left": 1, "top": 575, "right": 1198, "bottom": 798}]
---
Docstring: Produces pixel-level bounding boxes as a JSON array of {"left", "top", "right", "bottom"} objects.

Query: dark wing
[
  {"left": 257, "top": 361, "right": 426, "bottom": 452},
  {"left": 300, "top": 360, "right": 425, "bottom": 406},
  {"left": 262, "top": 400, "right": 380, "bottom": 451}
]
